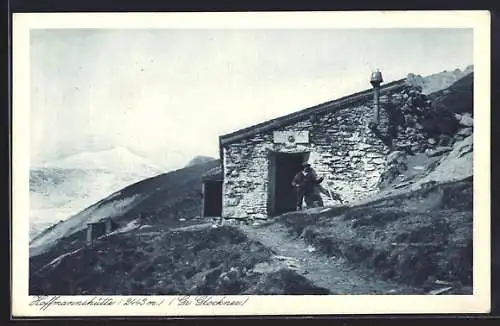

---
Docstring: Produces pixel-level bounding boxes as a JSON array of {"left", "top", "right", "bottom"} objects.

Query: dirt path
[
  {"left": 239, "top": 222, "right": 423, "bottom": 295},
  {"left": 137, "top": 220, "right": 424, "bottom": 294}
]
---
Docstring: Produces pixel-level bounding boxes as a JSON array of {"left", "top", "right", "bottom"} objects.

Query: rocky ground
[
  {"left": 260, "top": 177, "right": 473, "bottom": 294},
  {"left": 30, "top": 223, "right": 330, "bottom": 295},
  {"left": 30, "top": 177, "right": 472, "bottom": 295}
]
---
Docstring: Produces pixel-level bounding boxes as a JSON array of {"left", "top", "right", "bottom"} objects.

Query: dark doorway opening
[
  {"left": 88, "top": 222, "right": 106, "bottom": 240},
  {"left": 268, "top": 151, "right": 309, "bottom": 217},
  {"left": 202, "top": 180, "right": 223, "bottom": 217}
]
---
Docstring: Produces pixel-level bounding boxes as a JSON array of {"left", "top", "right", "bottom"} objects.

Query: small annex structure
[
  {"left": 209, "top": 71, "right": 423, "bottom": 221},
  {"left": 201, "top": 165, "right": 223, "bottom": 218},
  {"left": 86, "top": 217, "right": 118, "bottom": 245}
]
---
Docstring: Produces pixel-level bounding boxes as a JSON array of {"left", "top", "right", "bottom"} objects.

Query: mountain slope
[
  {"left": 29, "top": 168, "right": 155, "bottom": 240},
  {"left": 29, "top": 147, "right": 163, "bottom": 240},
  {"left": 186, "top": 155, "right": 217, "bottom": 167},
  {"left": 29, "top": 159, "right": 220, "bottom": 258}
]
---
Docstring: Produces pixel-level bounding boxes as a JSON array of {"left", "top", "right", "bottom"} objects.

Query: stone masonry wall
[
  {"left": 221, "top": 78, "right": 470, "bottom": 220},
  {"left": 222, "top": 98, "right": 398, "bottom": 220}
]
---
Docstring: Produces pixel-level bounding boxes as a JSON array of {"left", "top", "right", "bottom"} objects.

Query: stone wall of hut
[{"left": 221, "top": 81, "right": 451, "bottom": 220}]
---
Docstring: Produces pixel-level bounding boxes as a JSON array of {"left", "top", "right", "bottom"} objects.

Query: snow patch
[
  {"left": 87, "top": 196, "right": 140, "bottom": 224},
  {"left": 106, "top": 191, "right": 122, "bottom": 201},
  {"left": 42, "top": 247, "right": 83, "bottom": 270},
  {"left": 107, "top": 219, "right": 140, "bottom": 236},
  {"left": 30, "top": 194, "right": 145, "bottom": 257}
]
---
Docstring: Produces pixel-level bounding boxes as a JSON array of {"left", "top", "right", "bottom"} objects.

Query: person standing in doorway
[{"left": 291, "top": 164, "right": 324, "bottom": 210}]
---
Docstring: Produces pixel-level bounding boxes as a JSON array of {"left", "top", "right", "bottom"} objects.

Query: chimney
[{"left": 370, "top": 69, "right": 384, "bottom": 125}]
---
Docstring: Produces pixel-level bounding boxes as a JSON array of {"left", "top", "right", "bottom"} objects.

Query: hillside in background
[
  {"left": 427, "top": 72, "right": 474, "bottom": 116},
  {"left": 185, "top": 155, "right": 217, "bottom": 167},
  {"left": 30, "top": 159, "right": 220, "bottom": 257},
  {"left": 406, "top": 65, "right": 473, "bottom": 95},
  {"left": 29, "top": 147, "right": 163, "bottom": 240},
  {"left": 29, "top": 168, "right": 156, "bottom": 240},
  {"left": 30, "top": 67, "right": 475, "bottom": 296}
]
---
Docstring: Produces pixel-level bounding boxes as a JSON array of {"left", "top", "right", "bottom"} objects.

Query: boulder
[
  {"left": 216, "top": 268, "right": 244, "bottom": 294},
  {"left": 387, "top": 150, "right": 407, "bottom": 164},
  {"left": 457, "top": 127, "right": 473, "bottom": 138},
  {"left": 459, "top": 113, "right": 473, "bottom": 127},
  {"left": 377, "top": 150, "right": 408, "bottom": 189},
  {"left": 438, "top": 135, "right": 452, "bottom": 147},
  {"left": 419, "top": 105, "right": 459, "bottom": 137},
  {"left": 426, "top": 146, "right": 453, "bottom": 157},
  {"left": 391, "top": 94, "right": 405, "bottom": 105}
]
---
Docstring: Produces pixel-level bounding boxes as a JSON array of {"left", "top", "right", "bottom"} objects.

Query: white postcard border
[{"left": 12, "top": 10, "right": 491, "bottom": 317}]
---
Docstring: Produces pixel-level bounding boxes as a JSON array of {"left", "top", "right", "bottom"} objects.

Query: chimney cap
[{"left": 370, "top": 70, "right": 383, "bottom": 86}]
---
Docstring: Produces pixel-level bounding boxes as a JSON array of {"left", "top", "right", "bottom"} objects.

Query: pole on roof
[{"left": 369, "top": 69, "right": 384, "bottom": 128}]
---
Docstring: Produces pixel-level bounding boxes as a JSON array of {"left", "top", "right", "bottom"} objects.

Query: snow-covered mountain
[
  {"left": 29, "top": 147, "right": 163, "bottom": 240},
  {"left": 36, "top": 146, "right": 161, "bottom": 175}
]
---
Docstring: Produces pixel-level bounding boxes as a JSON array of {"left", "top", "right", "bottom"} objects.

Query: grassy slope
[
  {"left": 273, "top": 177, "right": 473, "bottom": 292},
  {"left": 30, "top": 225, "right": 329, "bottom": 295},
  {"left": 30, "top": 177, "right": 472, "bottom": 295},
  {"left": 30, "top": 160, "right": 221, "bottom": 269}
]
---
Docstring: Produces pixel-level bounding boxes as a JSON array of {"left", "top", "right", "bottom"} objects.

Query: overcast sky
[{"left": 30, "top": 28, "right": 473, "bottom": 170}]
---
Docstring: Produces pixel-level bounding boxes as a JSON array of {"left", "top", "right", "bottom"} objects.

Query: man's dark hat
[{"left": 302, "top": 163, "right": 311, "bottom": 169}]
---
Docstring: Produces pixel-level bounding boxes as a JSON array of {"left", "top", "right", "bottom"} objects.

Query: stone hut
[{"left": 216, "top": 76, "right": 417, "bottom": 221}]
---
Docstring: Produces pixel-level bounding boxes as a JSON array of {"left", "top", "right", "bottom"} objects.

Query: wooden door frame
[{"left": 267, "top": 150, "right": 310, "bottom": 217}]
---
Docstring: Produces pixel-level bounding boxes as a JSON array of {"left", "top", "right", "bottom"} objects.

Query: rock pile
[
  {"left": 383, "top": 77, "right": 473, "bottom": 158},
  {"left": 377, "top": 150, "right": 408, "bottom": 189},
  {"left": 405, "top": 66, "right": 473, "bottom": 95},
  {"left": 375, "top": 74, "right": 473, "bottom": 189}
]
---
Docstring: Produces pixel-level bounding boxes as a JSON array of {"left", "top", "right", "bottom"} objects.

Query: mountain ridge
[
  {"left": 29, "top": 146, "right": 165, "bottom": 240},
  {"left": 185, "top": 155, "right": 217, "bottom": 167},
  {"left": 36, "top": 146, "right": 162, "bottom": 175},
  {"left": 406, "top": 65, "right": 473, "bottom": 95}
]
